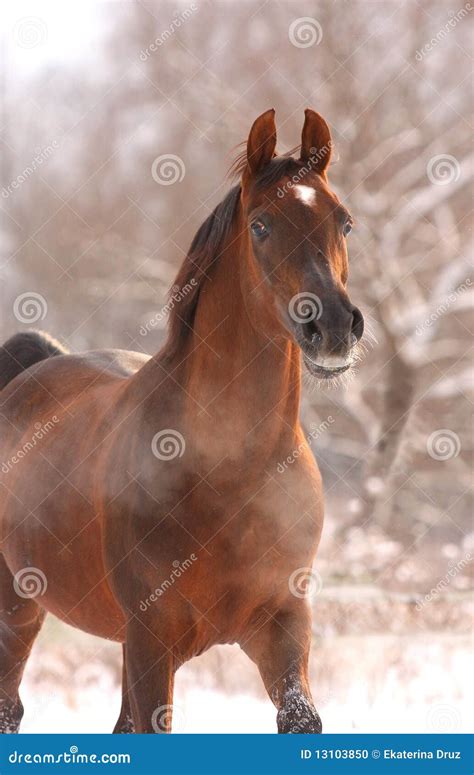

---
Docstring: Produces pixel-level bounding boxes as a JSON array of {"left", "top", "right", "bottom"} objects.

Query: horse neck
[{"left": 142, "top": 212, "right": 302, "bottom": 460}]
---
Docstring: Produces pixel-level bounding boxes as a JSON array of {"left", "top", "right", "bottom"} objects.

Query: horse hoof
[
  {"left": 277, "top": 702, "right": 322, "bottom": 734},
  {"left": 0, "top": 700, "right": 24, "bottom": 734}
]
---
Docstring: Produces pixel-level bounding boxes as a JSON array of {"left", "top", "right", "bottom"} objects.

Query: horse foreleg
[
  {"left": 0, "top": 555, "right": 45, "bottom": 733},
  {"left": 124, "top": 621, "right": 175, "bottom": 733},
  {"left": 241, "top": 601, "right": 322, "bottom": 734},
  {"left": 113, "top": 644, "right": 134, "bottom": 733}
]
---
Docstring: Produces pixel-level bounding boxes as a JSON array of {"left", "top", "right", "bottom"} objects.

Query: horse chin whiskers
[{"left": 317, "top": 366, "right": 354, "bottom": 389}]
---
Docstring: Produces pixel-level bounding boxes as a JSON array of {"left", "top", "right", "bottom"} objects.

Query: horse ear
[
  {"left": 246, "top": 109, "right": 277, "bottom": 176},
  {"left": 300, "top": 108, "right": 332, "bottom": 174}
]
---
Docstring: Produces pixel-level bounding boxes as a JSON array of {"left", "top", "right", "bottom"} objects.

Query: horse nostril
[
  {"left": 351, "top": 306, "right": 364, "bottom": 344},
  {"left": 311, "top": 329, "right": 322, "bottom": 347},
  {"left": 302, "top": 318, "right": 322, "bottom": 349}
]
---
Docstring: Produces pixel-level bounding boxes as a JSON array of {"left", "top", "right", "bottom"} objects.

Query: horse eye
[
  {"left": 343, "top": 220, "right": 352, "bottom": 237},
  {"left": 250, "top": 220, "right": 268, "bottom": 238}
]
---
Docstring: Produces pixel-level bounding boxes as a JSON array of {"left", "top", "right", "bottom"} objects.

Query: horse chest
[
  {"left": 193, "top": 471, "right": 323, "bottom": 599},
  {"left": 108, "top": 452, "right": 324, "bottom": 646}
]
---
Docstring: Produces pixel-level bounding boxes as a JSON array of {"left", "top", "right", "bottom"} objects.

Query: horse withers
[{"left": 0, "top": 108, "right": 363, "bottom": 733}]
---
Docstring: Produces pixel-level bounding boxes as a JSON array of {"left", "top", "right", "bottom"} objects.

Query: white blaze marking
[{"left": 294, "top": 185, "right": 316, "bottom": 206}]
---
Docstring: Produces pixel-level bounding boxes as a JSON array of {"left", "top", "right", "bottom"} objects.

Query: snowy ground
[{"left": 19, "top": 617, "right": 473, "bottom": 734}]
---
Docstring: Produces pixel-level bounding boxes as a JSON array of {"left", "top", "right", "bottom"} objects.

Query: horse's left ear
[
  {"left": 300, "top": 109, "right": 332, "bottom": 175},
  {"left": 246, "top": 109, "right": 277, "bottom": 176}
]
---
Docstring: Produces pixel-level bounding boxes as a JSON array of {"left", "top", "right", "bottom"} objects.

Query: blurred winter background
[{"left": 1, "top": 0, "right": 472, "bottom": 732}]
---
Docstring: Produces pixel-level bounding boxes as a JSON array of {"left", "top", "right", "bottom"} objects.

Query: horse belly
[{"left": 1, "top": 476, "right": 126, "bottom": 641}]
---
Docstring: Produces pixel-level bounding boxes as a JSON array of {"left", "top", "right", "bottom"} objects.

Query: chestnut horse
[{"left": 0, "top": 109, "right": 363, "bottom": 733}]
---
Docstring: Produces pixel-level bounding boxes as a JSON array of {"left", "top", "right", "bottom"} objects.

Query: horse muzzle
[{"left": 293, "top": 302, "right": 364, "bottom": 379}]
